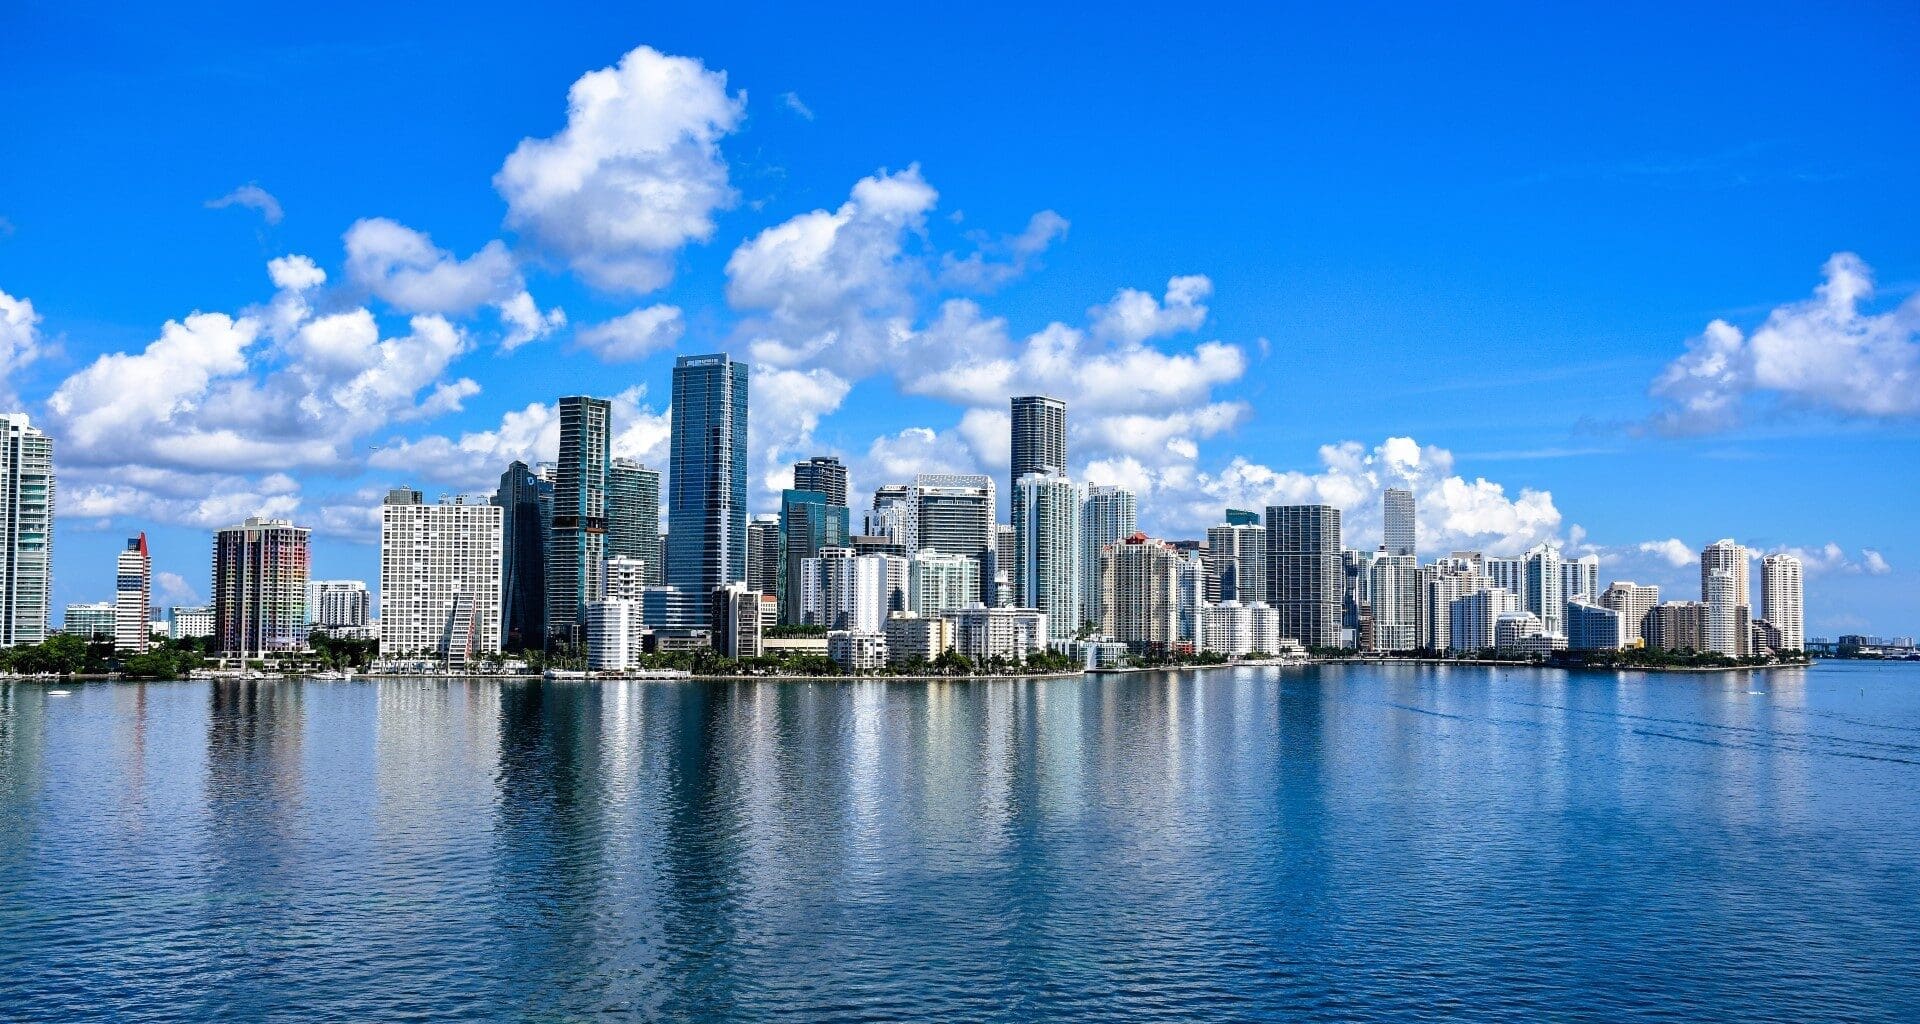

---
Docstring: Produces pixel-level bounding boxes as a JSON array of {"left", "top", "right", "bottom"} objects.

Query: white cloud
[
  {"left": 154, "top": 571, "right": 201, "bottom": 605},
  {"left": 342, "top": 218, "right": 561, "bottom": 348},
  {"left": 60, "top": 465, "right": 303, "bottom": 529},
  {"left": 938, "top": 209, "right": 1070, "bottom": 291},
  {"left": 748, "top": 366, "right": 852, "bottom": 505},
  {"left": 1638, "top": 538, "right": 1698, "bottom": 567},
  {"left": 730, "top": 165, "right": 937, "bottom": 374},
  {"left": 0, "top": 287, "right": 44, "bottom": 404},
  {"left": 368, "top": 386, "right": 672, "bottom": 493},
  {"left": 1651, "top": 252, "right": 1920, "bottom": 432},
  {"left": 1767, "top": 542, "right": 1894, "bottom": 577},
  {"left": 267, "top": 254, "right": 326, "bottom": 292},
  {"left": 576, "top": 305, "right": 684, "bottom": 362},
  {"left": 1863, "top": 549, "right": 1891, "bottom": 575},
  {"left": 782, "top": 92, "right": 814, "bottom": 120},
  {"left": 1088, "top": 274, "right": 1211, "bottom": 345},
  {"left": 205, "top": 184, "right": 284, "bottom": 225},
  {"left": 496, "top": 45, "right": 745, "bottom": 293},
  {"left": 859, "top": 425, "right": 980, "bottom": 488}
]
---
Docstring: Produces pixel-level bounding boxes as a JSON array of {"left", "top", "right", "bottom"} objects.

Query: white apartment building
[
  {"left": 600, "top": 555, "right": 650, "bottom": 602},
  {"left": 585, "top": 599, "right": 647, "bottom": 670},
  {"left": 1368, "top": 549, "right": 1418, "bottom": 652},
  {"left": 378, "top": 490, "right": 503, "bottom": 666},
  {"left": 1761, "top": 553, "right": 1805, "bottom": 651},
  {"left": 0, "top": 414, "right": 54, "bottom": 647},
  {"left": 802, "top": 548, "right": 906, "bottom": 633},
  {"left": 1198, "top": 600, "right": 1281, "bottom": 657},
  {"left": 828, "top": 630, "right": 888, "bottom": 671},
  {"left": 1419, "top": 559, "right": 1489, "bottom": 651},
  {"left": 1600, "top": 582, "right": 1661, "bottom": 646},
  {"left": 884, "top": 612, "right": 954, "bottom": 665},
  {"left": 308, "top": 580, "right": 371, "bottom": 629},
  {"left": 114, "top": 533, "right": 151, "bottom": 654},
  {"left": 1449, "top": 587, "right": 1519, "bottom": 652},
  {"left": 943, "top": 604, "right": 1047, "bottom": 662},
  {"left": 1013, "top": 472, "right": 1082, "bottom": 640},
  {"left": 171, "top": 605, "right": 214, "bottom": 640},
  {"left": 1704, "top": 567, "right": 1745, "bottom": 657}
]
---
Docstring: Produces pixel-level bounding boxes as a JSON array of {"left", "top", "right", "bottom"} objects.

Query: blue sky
[{"left": 2, "top": 1, "right": 1916, "bottom": 636}]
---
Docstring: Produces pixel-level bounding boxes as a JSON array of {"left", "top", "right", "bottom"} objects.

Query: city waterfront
[{"left": 3, "top": 661, "right": 1917, "bottom": 1022}]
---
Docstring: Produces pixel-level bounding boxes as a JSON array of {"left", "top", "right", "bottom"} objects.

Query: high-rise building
[
  {"left": 115, "top": 533, "right": 151, "bottom": 653},
  {"left": 908, "top": 549, "right": 981, "bottom": 616},
  {"left": 378, "top": 490, "right": 503, "bottom": 667},
  {"left": 1009, "top": 395, "right": 1067, "bottom": 498},
  {"left": 1700, "top": 539, "right": 1750, "bottom": 609},
  {"left": 308, "top": 580, "right": 371, "bottom": 630},
  {"left": 667, "top": 354, "right": 750, "bottom": 616},
  {"left": 599, "top": 556, "right": 650, "bottom": 602},
  {"left": 1522, "top": 543, "right": 1565, "bottom": 636},
  {"left": 1014, "top": 472, "right": 1082, "bottom": 640},
  {"left": 0, "top": 414, "right": 54, "bottom": 647},
  {"left": 1561, "top": 554, "right": 1601, "bottom": 603},
  {"left": 904, "top": 474, "right": 996, "bottom": 598},
  {"left": 1419, "top": 558, "right": 1488, "bottom": 652},
  {"left": 1647, "top": 601, "right": 1709, "bottom": 652},
  {"left": 867, "top": 484, "right": 912, "bottom": 541},
  {"left": 213, "top": 517, "right": 311, "bottom": 656},
  {"left": 1382, "top": 487, "right": 1416, "bottom": 557},
  {"left": 1704, "top": 568, "right": 1744, "bottom": 657},
  {"left": 1341, "top": 548, "right": 1373, "bottom": 648},
  {"left": 1600, "top": 582, "right": 1660, "bottom": 646},
  {"left": 1198, "top": 600, "right": 1282, "bottom": 657},
  {"left": 548, "top": 396, "right": 611, "bottom": 643},
  {"left": 1566, "top": 599, "right": 1623, "bottom": 650},
  {"left": 780, "top": 489, "right": 850, "bottom": 625},
  {"left": 494, "top": 460, "right": 551, "bottom": 650},
  {"left": 1081, "top": 485, "right": 1137, "bottom": 626},
  {"left": 63, "top": 601, "right": 115, "bottom": 639},
  {"left": 607, "top": 458, "right": 663, "bottom": 585},
  {"left": 792, "top": 456, "right": 849, "bottom": 508},
  {"left": 1762, "top": 553, "right": 1805, "bottom": 652},
  {"left": 1484, "top": 556, "right": 1524, "bottom": 606},
  {"left": 943, "top": 604, "right": 1048, "bottom": 662},
  {"left": 1099, "top": 533, "right": 1184, "bottom": 654},
  {"left": 746, "top": 514, "right": 782, "bottom": 597},
  {"left": 1448, "top": 588, "right": 1518, "bottom": 652},
  {"left": 801, "top": 547, "right": 906, "bottom": 633},
  {"left": 1267, "top": 505, "right": 1342, "bottom": 649},
  {"left": 1224, "top": 508, "right": 1261, "bottom": 527},
  {"left": 1207, "top": 522, "right": 1267, "bottom": 604},
  {"left": 1367, "top": 549, "right": 1417, "bottom": 652}
]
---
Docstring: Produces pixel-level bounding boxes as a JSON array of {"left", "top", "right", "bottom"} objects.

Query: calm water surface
[{"left": 2, "top": 661, "right": 1917, "bottom": 1022}]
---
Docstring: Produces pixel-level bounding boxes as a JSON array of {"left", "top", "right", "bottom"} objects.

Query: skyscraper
[
  {"left": 1762, "top": 553, "right": 1804, "bottom": 651},
  {"left": 1523, "top": 543, "right": 1565, "bottom": 636},
  {"left": 1600, "top": 581, "right": 1660, "bottom": 646},
  {"left": 1224, "top": 508, "right": 1261, "bottom": 527},
  {"left": 379, "top": 489, "right": 503, "bottom": 667},
  {"left": 1009, "top": 395, "right": 1067, "bottom": 498},
  {"left": 213, "top": 517, "right": 310, "bottom": 656},
  {"left": 1099, "top": 533, "right": 1183, "bottom": 654},
  {"left": 548, "top": 396, "right": 611, "bottom": 643},
  {"left": 115, "top": 533, "right": 151, "bottom": 654},
  {"left": 1560, "top": 554, "right": 1601, "bottom": 603},
  {"left": 781, "top": 488, "right": 850, "bottom": 624},
  {"left": 904, "top": 474, "right": 996, "bottom": 598},
  {"left": 1080, "top": 484, "right": 1136, "bottom": 627},
  {"left": 1699, "top": 539, "right": 1750, "bottom": 609},
  {"left": 1704, "top": 568, "right": 1743, "bottom": 657},
  {"left": 1268, "top": 505, "right": 1343, "bottom": 649},
  {"left": 792, "top": 455, "right": 849, "bottom": 508},
  {"left": 668, "top": 354, "right": 750, "bottom": 617},
  {"left": 747, "top": 514, "right": 782, "bottom": 597},
  {"left": 1014, "top": 472, "right": 1082, "bottom": 639},
  {"left": 309, "top": 580, "right": 371, "bottom": 631},
  {"left": 495, "top": 460, "right": 551, "bottom": 649},
  {"left": 1206, "top": 522, "right": 1267, "bottom": 604},
  {"left": 1368, "top": 548, "right": 1417, "bottom": 652},
  {"left": 0, "top": 414, "right": 53, "bottom": 647},
  {"left": 1382, "top": 487, "right": 1416, "bottom": 557},
  {"left": 607, "top": 457, "right": 663, "bottom": 585}
]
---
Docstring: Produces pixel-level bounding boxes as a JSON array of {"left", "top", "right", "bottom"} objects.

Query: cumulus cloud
[
  {"left": 342, "top": 218, "right": 561, "bottom": 349},
  {"left": 205, "top": 184, "right": 284, "bottom": 225},
  {"left": 496, "top": 45, "right": 745, "bottom": 293},
  {"left": 60, "top": 465, "right": 303, "bottom": 529},
  {"left": 748, "top": 366, "right": 852, "bottom": 504},
  {"left": 730, "top": 165, "right": 936, "bottom": 374},
  {"left": 938, "top": 209, "right": 1070, "bottom": 291},
  {"left": 576, "top": 304, "right": 684, "bottom": 361},
  {"left": 0, "top": 287, "right": 44, "bottom": 403},
  {"left": 154, "top": 571, "right": 201, "bottom": 606},
  {"left": 1638, "top": 538, "right": 1698, "bottom": 567},
  {"left": 369, "top": 386, "right": 671, "bottom": 492},
  {"left": 1088, "top": 274, "right": 1212, "bottom": 345},
  {"left": 1650, "top": 252, "right": 1920, "bottom": 432},
  {"left": 1767, "top": 542, "right": 1894, "bottom": 577}
]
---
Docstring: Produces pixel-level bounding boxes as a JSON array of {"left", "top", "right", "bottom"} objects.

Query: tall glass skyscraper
[
  {"left": 547, "top": 396, "right": 610, "bottom": 644},
  {"left": 495, "top": 460, "right": 551, "bottom": 649},
  {"left": 1014, "top": 472, "right": 1082, "bottom": 639},
  {"left": 780, "top": 488, "right": 849, "bottom": 625},
  {"left": 1081, "top": 484, "right": 1136, "bottom": 625},
  {"left": 607, "top": 457, "right": 662, "bottom": 585},
  {"left": 1010, "top": 395, "right": 1067, "bottom": 500},
  {"left": 668, "top": 353, "right": 749, "bottom": 618}
]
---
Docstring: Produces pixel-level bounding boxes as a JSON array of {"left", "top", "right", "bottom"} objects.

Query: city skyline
[{"left": 1, "top": 11, "right": 1915, "bottom": 636}]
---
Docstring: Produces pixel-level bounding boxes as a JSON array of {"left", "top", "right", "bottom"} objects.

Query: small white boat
[{"left": 47, "top": 689, "right": 71, "bottom": 696}]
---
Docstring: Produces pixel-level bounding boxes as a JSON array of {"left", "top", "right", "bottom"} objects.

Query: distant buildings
[
  {"left": 904, "top": 474, "right": 997, "bottom": 598},
  {"left": 946, "top": 604, "right": 1047, "bottom": 663},
  {"left": 908, "top": 549, "right": 980, "bottom": 617},
  {"left": 781, "top": 488, "right": 849, "bottom": 625},
  {"left": 495, "top": 460, "right": 552, "bottom": 650},
  {"left": 1449, "top": 588, "right": 1518, "bottom": 652},
  {"left": 1699, "top": 539, "right": 1750, "bottom": 610},
  {"left": 711, "top": 582, "right": 764, "bottom": 659},
  {"left": 1382, "top": 487, "right": 1416, "bottom": 557},
  {"left": 115, "top": 533, "right": 151, "bottom": 654},
  {"left": 1566, "top": 600, "right": 1623, "bottom": 651},
  {"left": 1207, "top": 520, "right": 1266, "bottom": 605},
  {"left": 1081, "top": 485, "right": 1136, "bottom": 627},
  {"left": 1268, "top": 505, "right": 1343, "bottom": 649},
  {"left": 1600, "top": 582, "right": 1660, "bottom": 646},
  {"left": 1647, "top": 601, "right": 1708, "bottom": 652},
  {"left": 0, "top": 414, "right": 53, "bottom": 647},
  {"left": 802, "top": 547, "right": 906, "bottom": 633},
  {"left": 170, "top": 605, "right": 214, "bottom": 641},
  {"left": 1100, "top": 534, "right": 1184, "bottom": 654},
  {"left": 1009, "top": 395, "right": 1067, "bottom": 497},
  {"left": 309, "top": 580, "right": 371, "bottom": 631},
  {"left": 792, "top": 455, "right": 849, "bottom": 508},
  {"left": 1013, "top": 472, "right": 1081, "bottom": 640},
  {"left": 1199, "top": 600, "right": 1280, "bottom": 657},
  {"left": 1368, "top": 548, "right": 1417, "bottom": 652},
  {"left": 63, "top": 601, "right": 115, "bottom": 640},
  {"left": 607, "top": 457, "right": 663, "bottom": 585},
  {"left": 378, "top": 490, "right": 502, "bottom": 667},
  {"left": 666, "top": 353, "right": 750, "bottom": 616},
  {"left": 213, "top": 517, "right": 311, "bottom": 656}
]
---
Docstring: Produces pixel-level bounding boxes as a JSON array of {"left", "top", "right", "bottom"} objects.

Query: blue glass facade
[
  {"left": 667, "top": 354, "right": 749, "bottom": 622},
  {"left": 779, "top": 488, "right": 850, "bottom": 625}
]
